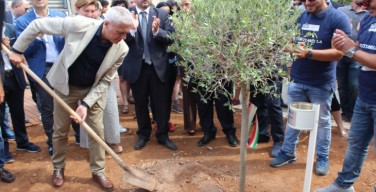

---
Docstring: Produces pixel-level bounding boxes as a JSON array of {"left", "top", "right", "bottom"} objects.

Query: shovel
[{"left": 2, "top": 44, "right": 158, "bottom": 191}]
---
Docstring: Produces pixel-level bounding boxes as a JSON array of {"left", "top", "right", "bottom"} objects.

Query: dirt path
[{"left": 1, "top": 105, "right": 375, "bottom": 192}]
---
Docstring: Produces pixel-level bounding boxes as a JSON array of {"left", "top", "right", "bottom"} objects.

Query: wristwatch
[
  {"left": 306, "top": 49, "right": 313, "bottom": 59},
  {"left": 345, "top": 47, "right": 358, "bottom": 59}
]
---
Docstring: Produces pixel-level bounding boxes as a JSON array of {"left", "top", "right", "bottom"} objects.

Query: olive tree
[{"left": 170, "top": 0, "right": 300, "bottom": 191}]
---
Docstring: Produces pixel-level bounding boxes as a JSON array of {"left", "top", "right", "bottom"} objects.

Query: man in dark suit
[
  {"left": 15, "top": 0, "right": 65, "bottom": 155},
  {"left": 4, "top": 0, "right": 30, "bottom": 24},
  {"left": 1, "top": 22, "right": 31, "bottom": 163},
  {"left": 0, "top": 0, "right": 16, "bottom": 183},
  {"left": 122, "top": 0, "right": 176, "bottom": 151}
]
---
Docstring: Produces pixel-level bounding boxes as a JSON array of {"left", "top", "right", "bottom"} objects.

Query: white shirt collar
[
  {"left": 34, "top": 9, "right": 50, "bottom": 18},
  {"left": 136, "top": 6, "right": 150, "bottom": 15}
]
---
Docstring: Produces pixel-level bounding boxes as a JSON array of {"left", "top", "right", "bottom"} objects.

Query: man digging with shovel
[{"left": 8, "top": 7, "right": 135, "bottom": 191}]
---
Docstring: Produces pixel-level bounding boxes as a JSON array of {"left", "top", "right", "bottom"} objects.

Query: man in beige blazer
[{"left": 9, "top": 7, "right": 134, "bottom": 191}]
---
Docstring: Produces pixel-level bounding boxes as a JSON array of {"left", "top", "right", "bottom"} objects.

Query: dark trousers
[
  {"left": 130, "top": 63, "right": 171, "bottom": 141},
  {"left": 249, "top": 83, "right": 284, "bottom": 142},
  {"left": 167, "top": 65, "right": 177, "bottom": 118},
  {"left": 35, "top": 66, "right": 54, "bottom": 147},
  {"left": 1, "top": 73, "right": 29, "bottom": 147},
  {"left": 196, "top": 82, "right": 235, "bottom": 136},
  {"left": 29, "top": 80, "right": 41, "bottom": 112},
  {"left": 336, "top": 57, "right": 360, "bottom": 118},
  {"left": 181, "top": 68, "right": 197, "bottom": 131}
]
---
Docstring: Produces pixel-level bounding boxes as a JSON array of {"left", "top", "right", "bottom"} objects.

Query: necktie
[{"left": 140, "top": 11, "right": 151, "bottom": 64}]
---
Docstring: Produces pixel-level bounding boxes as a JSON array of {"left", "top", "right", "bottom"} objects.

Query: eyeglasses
[{"left": 301, "top": 0, "right": 317, "bottom": 2}]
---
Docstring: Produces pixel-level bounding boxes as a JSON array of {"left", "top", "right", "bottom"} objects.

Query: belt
[{"left": 4, "top": 70, "right": 14, "bottom": 78}]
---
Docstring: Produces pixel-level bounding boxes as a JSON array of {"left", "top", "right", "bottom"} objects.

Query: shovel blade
[{"left": 123, "top": 165, "right": 158, "bottom": 191}]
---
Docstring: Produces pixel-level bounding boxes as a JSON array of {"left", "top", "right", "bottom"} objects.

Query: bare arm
[
  {"left": 290, "top": 42, "right": 344, "bottom": 61},
  {"left": 333, "top": 29, "right": 376, "bottom": 70},
  {"left": 352, "top": 50, "right": 376, "bottom": 69}
]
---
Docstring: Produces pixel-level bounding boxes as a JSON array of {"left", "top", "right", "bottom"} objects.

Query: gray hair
[
  {"left": 105, "top": 6, "right": 133, "bottom": 25},
  {"left": 11, "top": 0, "right": 26, "bottom": 8}
]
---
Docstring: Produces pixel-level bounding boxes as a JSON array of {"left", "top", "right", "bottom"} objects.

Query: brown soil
[{"left": 1, "top": 103, "right": 375, "bottom": 192}]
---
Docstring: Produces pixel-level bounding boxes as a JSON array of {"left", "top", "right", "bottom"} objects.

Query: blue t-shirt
[
  {"left": 291, "top": 5, "right": 351, "bottom": 86},
  {"left": 357, "top": 13, "right": 376, "bottom": 104}
]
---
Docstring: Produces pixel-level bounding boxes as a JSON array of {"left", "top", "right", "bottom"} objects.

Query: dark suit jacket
[
  {"left": 122, "top": 6, "right": 174, "bottom": 83},
  {"left": 15, "top": 9, "right": 65, "bottom": 81},
  {"left": 4, "top": 11, "right": 13, "bottom": 24},
  {"left": 2, "top": 23, "right": 27, "bottom": 90}
]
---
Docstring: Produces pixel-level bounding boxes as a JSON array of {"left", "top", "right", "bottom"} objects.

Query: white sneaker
[{"left": 315, "top": 183, "right": 355, "bottom": 192}]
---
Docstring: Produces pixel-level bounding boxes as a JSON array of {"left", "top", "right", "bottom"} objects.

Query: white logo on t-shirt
[
  {"left": 302, "top": 24, "right": 320, "bottom": 32},
  {"left": 369, "top": 23, "right": 376, "bottom": 32}
]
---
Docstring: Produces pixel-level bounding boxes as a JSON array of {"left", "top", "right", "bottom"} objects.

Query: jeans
[
  {"left": 3, "top": 103, "right": 10, "bottom": 131},
  {"left": 336, "top": 57, "right": 360, "bottom": 118},
  {"left": 35, "top": 66, "right": 54, "bottom": 147},
  {"left": 282, "top": 82, "right": 333, "bottom": 159},
  {"left": 334, "top": 98, "right": 376, "bottom": 189},
  {"left": 0, "top": 100, "right": 5, "bottom": 168},
  {"left": 0, "top": 124, "right": 4, "bottom": 169}
]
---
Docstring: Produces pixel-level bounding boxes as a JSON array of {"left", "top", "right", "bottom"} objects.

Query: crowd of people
[{"left": 0, "top": 0, "right": 375, "bottom": 191}]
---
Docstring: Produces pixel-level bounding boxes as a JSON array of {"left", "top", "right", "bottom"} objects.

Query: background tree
[{"left": 170, "top": 0, "right": 300, "bottom": 191}]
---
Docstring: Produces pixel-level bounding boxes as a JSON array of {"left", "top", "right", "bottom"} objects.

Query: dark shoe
[
  {"left": 52, "top": 168, "right": 65, "bottom": 187},
  {"left": 270, "top": 150, "right": 297, "bottom": 168},
  {"left": 226, "top": 134, "right": 239, "bottom": 147},
  {"left": 158, "top": 139, "right": 177, "bottom": 151},
  {"left": 134, "top": 138, "right": 148, "bottom": 150},
  {"left": 197, "top": 134, "right": 216, "bottom": 147},
  {"left": 0, "top": 168, "right": 16, "bottom": 183},
  {"left": 48, "top": 146, "right": 53, "bottom": 157},
  {"left": 16, "top": 142, "right": 41, "bottom": 153},
  {"left": 257, "top": 135, "right": 270, "bottom": 143},
  {"left": 92, "top": 172, "right": 114, "bottom": 191}
]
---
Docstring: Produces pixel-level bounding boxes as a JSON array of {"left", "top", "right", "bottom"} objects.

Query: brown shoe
[
  {"left": 92, "top": 172, "right": 114, "bottom": 191},
  {"left": 52, "top": 168, "right": 64, "bottom": 188}
]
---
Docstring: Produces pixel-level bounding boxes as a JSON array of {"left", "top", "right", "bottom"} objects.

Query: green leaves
[{"left": 170, "top": 0, "right": 300, "bottom": 100}]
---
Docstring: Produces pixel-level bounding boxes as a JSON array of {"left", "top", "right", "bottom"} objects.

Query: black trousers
[
  {"left": 249, "top": 82, "right": 284, "bottom": 142},
  {"left": 196, "top": 82, "right": 235, "bottom": 136},
  {"left": 181, "top": 67, "right": 197, "bottom": 131},
  {"left": 0, "top": 72, "right": 28, "bottom": 147},
  {"left": 130, "top": 63, "right": 172, "bottom": 141}
]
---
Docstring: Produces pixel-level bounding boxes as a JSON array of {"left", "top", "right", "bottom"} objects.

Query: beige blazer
[{"left": 13, "top": 15, "right": 129, "bottom": 109}]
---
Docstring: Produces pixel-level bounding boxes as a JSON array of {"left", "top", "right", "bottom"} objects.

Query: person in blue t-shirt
[
  {"left": 316, "top": 0, "right": 376, "bottom": 191},
  {"left": 270, "top": 0, "right": 351, "bottom": 176}
]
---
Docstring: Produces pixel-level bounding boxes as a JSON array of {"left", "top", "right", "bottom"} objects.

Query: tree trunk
[{"left": 239, "top": 81, "right": 250, "bottom": 192}]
